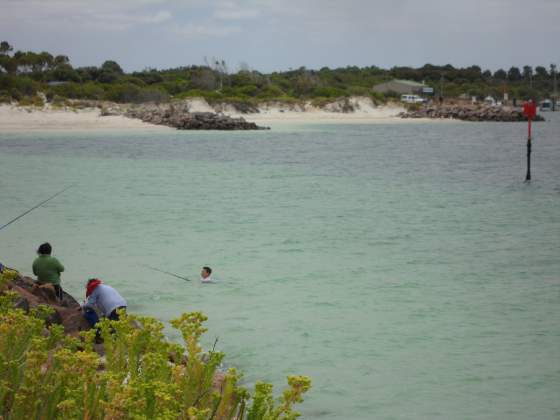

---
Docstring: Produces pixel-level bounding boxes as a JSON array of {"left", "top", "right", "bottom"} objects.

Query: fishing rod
[
  {"left": 0, "top": 186, "right": 73, "bottom": 232},
  {"left": 144, "top": 265, "right": 191, "bottom": 282}
]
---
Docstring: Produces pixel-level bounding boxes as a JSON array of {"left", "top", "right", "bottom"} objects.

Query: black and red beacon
[{"left": 522, "top": 100, "right": 537, "bottom": 181}]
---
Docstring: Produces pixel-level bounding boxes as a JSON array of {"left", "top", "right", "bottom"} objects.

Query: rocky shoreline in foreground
[{"left": 399, "top": 105, "right": 545, "bottom": 122}]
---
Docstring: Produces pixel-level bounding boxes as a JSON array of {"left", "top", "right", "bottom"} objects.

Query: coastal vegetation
[
  {"left": 0, "top": 41, "right": 556, "bottom": 109},
  {"left": 0, "top": 268, "right": 311, "bottom": 419}
]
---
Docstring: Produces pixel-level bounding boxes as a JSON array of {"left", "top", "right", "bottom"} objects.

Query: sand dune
[{"left": 0, "top": 98, "right": 409, "bottom": 132}]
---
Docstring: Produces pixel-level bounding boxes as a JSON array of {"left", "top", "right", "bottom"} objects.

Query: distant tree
[
  {"left": 13, "top": 51, "right": 53, "bottom": 75},
  {"left": 98, "top": 60, "right": 124, "bottom": 83},
  {"left": 51, "top": 64, "right": 81, "bottom": 82},
  {"left": 76, "top": 66, "right": 101, "bottom": 82},
  {"left": 482, "top": 70, "right": 492, "bottom": 80},
  {"left": 418, "top": 64, "right": 441, "bottom": 81},
  {"left": 132, "top": 69, "right": 163, "bottom": 84},
  {"left": 54, "top": 55, "right": 70, "bottom": 66},
  {"left": 534, "top": 66, "right": 548, "bottom": 80},
  {"left": 204, "top": 57, "right": 228, "bottom": 90},
  {"left": 0, "top": 41, "right": 13, "bottom": 55},
  {"left": 522, "top": 66, "right": 533, "bottom": 79},
  {"left": 230, "top": 70, "right": 253, "bottom": 88},
  {"left": 0, "top": 41, "right": 17, "bottom": 74},
  {"left": 98, "top": 71, "right": 119, "bottom": 84},
  {"left": 522, "top": 66, "right": 533, "bottom": 85},
  {"left": 191, "top": 67, "right": 218, "bottom": 90},
  {"left": 462, "top": 65, "right": 482, "bottom": 82},
  {"left": 493, "top": 69, "right": 507, "bottom": 80},
  {"left": 550, "top": 64, "right": 557, "bottom": 81},
  {"left": 552, "top": 64, "right": 558, "bottom": 95},
  {"left": 507, "top": 66, "right": 522, "bottom": 81},
  {"left": 293, "top": 71, "right": 319, "bottom": 96},
  {"left": 390, "top": 66, "right": 420, "bottom": 81},
  {"left": 101, "top": 60, "right": 124, "bottom": 75}
]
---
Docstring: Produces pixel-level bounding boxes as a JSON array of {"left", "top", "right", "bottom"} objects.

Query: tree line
[{"left": 0, "top": 41, "right": 557, "bottom": 106}]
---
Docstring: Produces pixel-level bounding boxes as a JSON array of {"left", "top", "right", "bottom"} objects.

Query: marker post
[{"left": 522, "top": 100, "right": 536, "bottom": 181}]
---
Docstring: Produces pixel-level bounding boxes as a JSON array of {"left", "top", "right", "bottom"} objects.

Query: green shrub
[
  {"left": 49, "top": 95, "right": 70, "bottom": 108},
  {"left": 369, "top": 91, "right": 386, "bottom": 104},
  {"left": 347, "top": 86, "right": 370, "bottom": 96},
  {"left": 237, "top": 85, "right": 258, "bottom": 97},
  {"left": 174, "top": 89, "right": 224, "bottom": 101},
  {"left": 404, "top": 102, "right": 423, "bottom": 111},
  {"left": 48, "top": 82, "right": 105, "bottom": 100},
  {"left": 0, "top": 91, "right": 11, "bottom": 103},
  {"left": 310, "top": 86, "right": 347, "bottom": 98},
  {"left": 9, "top": 88, "right": 22, "bottom": 101},
  {"left": 160, "top": 80, "right": 190, "bottom": 95},
  {"left": 311, "top": 97, "right": 334, "bottom": 108},
  {"left": 256, "top": 85, "right": 285, "bottom": 99},
  {"left": 0, "top": 279, "right": 311, "bottom": 419},
  {"left": 18, "top": 95, "right": 44, "bottom": 107},
  {"left": 103, "top": 83, "right": 169, "bottom": 103}
]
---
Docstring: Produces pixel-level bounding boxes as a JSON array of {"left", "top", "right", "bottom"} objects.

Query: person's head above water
[
  {"left": 201, "top": 266, "right": 212, "bottom": 279},
  {"left": 37, "top": 242, "right": 52, "bottom": 255}
]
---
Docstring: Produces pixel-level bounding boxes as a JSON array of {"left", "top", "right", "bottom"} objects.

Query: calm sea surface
[{"left": 1, "top": 116, "right": 559, "bottom": 419}]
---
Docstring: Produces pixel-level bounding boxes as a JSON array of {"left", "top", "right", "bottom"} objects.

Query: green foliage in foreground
[{"left": 0, "top": 272, "right": 311, "bottom": 419}]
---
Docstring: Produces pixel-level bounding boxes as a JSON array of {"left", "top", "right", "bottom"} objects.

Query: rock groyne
[
  {"left": 2, "top": 273, "right": 91, "bottom": 336},
  {"left": 120, "top": 104, "right": 269, "bottom": 130},
  {"left": 399, "top": 105, "right": 545, "bottom": 122}
]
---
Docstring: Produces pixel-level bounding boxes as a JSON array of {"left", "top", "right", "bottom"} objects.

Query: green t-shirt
[{"left": 32, "top": 255, "right": 64, "bottom": 285}]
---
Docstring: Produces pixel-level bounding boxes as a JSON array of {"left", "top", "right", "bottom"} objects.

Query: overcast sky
[{"left": 1, "top": 0, "right": 559, "bottom": 72}]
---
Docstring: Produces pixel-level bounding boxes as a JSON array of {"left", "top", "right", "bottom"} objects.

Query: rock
[
  {"left": 399, "top": 105, "right": 545, "bottom": 122},
  {"left": 122, "top": 104, "right": 269, "bottom": 130},
  {"left": 100, "top": 107, "right": 122, "bottom": 116},
  {"left": 7, "top": 275, "right": 90, "bottom": 335}
]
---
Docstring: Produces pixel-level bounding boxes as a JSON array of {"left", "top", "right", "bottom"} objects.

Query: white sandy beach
[
  {"left": 0, "top": 105, "right": 170, "bottom": 132},
  {"left": 226, "top": 97, "right": 409, "bottom": 124},
  {"left": 0, "top": 98, "right": 412, "bottom": 131}
]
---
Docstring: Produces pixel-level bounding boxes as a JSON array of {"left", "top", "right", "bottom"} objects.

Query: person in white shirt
[
  {"left": 200, "top": 266, "right": 213, "bottom": 283},
  {"left": 82, "top": 278, "right": 127, "bottom": 327}
]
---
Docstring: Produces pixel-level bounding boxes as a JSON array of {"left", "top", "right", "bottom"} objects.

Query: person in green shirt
[{"left": 32, "top": 242, "right": 65, "bottom": 301}]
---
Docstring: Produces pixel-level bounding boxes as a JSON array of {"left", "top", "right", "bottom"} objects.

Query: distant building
[
  {"left": 484, "top": 96, "right": 496, "bottom": 106},
  {"left": 373, "top": 79, "right": 431, "bottom": 95}
]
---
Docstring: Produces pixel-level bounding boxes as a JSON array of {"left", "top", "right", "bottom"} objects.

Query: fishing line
[
  {"left": 143, "top": 265, "right": 191, "bottom": 282},
  {"left": 0, "top": 186, "right": 73, "bottom": 232}
]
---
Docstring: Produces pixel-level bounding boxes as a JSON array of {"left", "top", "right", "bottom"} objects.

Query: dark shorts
[{"left": 108, "top": 306, "right": 126, "bottom": 321}]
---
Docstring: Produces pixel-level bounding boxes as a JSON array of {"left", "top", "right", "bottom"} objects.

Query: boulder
[
  {"left": 399, "top": 105, "right": 545, "bottom": 122},
  {"left": 122, "top": 104, "right": 269, "bottom": 130},
  {"left": 8, "top": 275, "right": 90, "bottom": 335}
]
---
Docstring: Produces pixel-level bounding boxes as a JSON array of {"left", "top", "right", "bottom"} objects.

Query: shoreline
[
  {"left": 0, "top": 100, "right": 417, "bottom": 132},
  {"left": 0, "top": 104, "right": 171, "bottom": 132}
]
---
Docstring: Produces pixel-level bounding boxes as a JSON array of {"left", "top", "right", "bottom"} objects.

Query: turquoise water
[{"left": 1, "top": 117, "right": 559, "bottom": 419}]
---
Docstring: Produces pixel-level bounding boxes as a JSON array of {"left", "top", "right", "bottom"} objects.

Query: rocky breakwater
[
  {"left": 399, "top": 105, "right": 545, "bottom": 122},
  {"left": 1, "top": 272, "right": 91, "bottom": 336},
  {"left": 123, "top": 103, "right": 269, "bottom": 130}
]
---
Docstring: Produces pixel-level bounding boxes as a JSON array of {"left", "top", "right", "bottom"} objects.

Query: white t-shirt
[{"left": 200, "top": 276, "right": 213, "bottom": 283}]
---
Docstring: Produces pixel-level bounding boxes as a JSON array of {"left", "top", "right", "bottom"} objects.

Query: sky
[{"left": 1, "top": 0, "right": 559, "bottom": 73}]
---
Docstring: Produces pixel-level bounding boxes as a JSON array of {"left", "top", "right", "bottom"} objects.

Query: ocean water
[{"left": 1, "top": 116, "right": 559, "bottom": 419}]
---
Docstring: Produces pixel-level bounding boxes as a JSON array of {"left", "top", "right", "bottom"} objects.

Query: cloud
[
  {"left": 212, "top": 1, "right": 260, "bottom": 20},
  {"left": 0, "top": 0, "right": 558, "bottom": 71},
  {"left": 144, "top": 10, "right": 173, "bottom": 24},
  {"left": 170, "top": 23, "right": 242, "bottom": 39},
  {"left": 214, "top": 9, "right": 259, "bottom": 20},
  {"left": 0, "top": 0, "right": 173, "bottom": 30}
]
